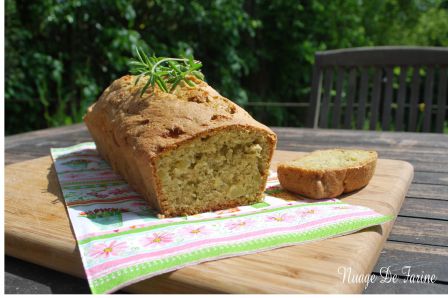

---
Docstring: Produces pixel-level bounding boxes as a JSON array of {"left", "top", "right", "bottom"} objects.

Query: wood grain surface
[
  {"left": 5, "top": 149, "right": 413, "bottom": 293},
  {"left": 5, "top": 124, "right": 448, "bottom": 294}
]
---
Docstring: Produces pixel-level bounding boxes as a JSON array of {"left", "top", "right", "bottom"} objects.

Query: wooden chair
[{"left": 306, "top": 46, "right": 448, "bottom": 132}]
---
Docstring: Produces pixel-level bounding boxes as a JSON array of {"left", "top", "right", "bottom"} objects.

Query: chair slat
[
  {"left": 369, "top": 68, "right": 383, "bottom": 130},
  {"left": 307, "top": 67, "right": 323, "bottom": 128},
  {"left": 422, "top": 67, "right": 435, "bottom": 132},
  {"left": 319, "top": 68, "right": 334, "bottom": 128},
  {"left": 435, "top": 68, "right": 447, "bottom": 133},
  {"left": 309, "top": 47, "right": 448, "bottom": 133},
  {"left": 316, "top": 47, "right": 448, "bottom": 67},
  {"left": 356, "top": 68, "right": 369, "bottom": 129},
  {"left": 381, "top": 67, "right": 394, "bottom": 130},
  {"left": 332, "top": 67, "right": 345, "bottom": 128},
  {"left": 343, "top": 68, "right": 357, "bottom": 129},
  {"left": 395, "top": 66, "right": 408, "bottom": 131},
  {"left": 408, "top": 67, "right": 421, "bottom": 132}
]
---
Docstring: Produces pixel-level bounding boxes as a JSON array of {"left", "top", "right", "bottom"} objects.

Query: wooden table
[{"left": 5, "top": 124, "right": 448, "bottom": 294}]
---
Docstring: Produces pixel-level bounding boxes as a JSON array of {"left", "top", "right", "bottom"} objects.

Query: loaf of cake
[
  {"left": 84, "top": 75, "right": 277, "bottom": 217},
  {"left": 277, "top": 149, "right": 377, "bottom": 199}
]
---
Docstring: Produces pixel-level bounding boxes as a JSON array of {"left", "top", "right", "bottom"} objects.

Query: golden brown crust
[
  {"left": 277, "top": 150, "right": 377, "bottom": 199},
  {"left": 84, "top": 75, "right": 277, "bottom": 216}
]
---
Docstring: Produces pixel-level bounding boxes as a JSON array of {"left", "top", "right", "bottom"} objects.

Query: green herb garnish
[{"left": 129, "top": 47, "right": 205, "bottom": 96}]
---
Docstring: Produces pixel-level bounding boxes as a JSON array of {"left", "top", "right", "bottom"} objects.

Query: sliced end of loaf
[
  {"left": 277, "top": 149, "right": 377, "bottom": 199},
  {"left": 155, "top": 126, "right": 276, "bottom": 216}
]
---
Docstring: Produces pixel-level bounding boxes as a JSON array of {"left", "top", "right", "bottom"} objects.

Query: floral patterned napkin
[{"left": 51, "top": 142, "right": 392, "bottom": 294}]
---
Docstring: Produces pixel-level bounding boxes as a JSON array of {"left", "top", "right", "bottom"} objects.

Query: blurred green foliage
[{"left": 5, "top": 0, "right": 448, "bottom": 135}]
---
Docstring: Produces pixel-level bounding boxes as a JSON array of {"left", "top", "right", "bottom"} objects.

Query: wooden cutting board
[{"left": 5, "top": 150, "right": 413, "bottom": 293}]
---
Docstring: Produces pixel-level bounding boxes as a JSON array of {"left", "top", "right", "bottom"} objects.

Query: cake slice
[
  {"left": 277, "top": 149, "right": 377, "bottom": 199},
  {"left": 84, "top": 75, "right": 277, "bottom": 217}
]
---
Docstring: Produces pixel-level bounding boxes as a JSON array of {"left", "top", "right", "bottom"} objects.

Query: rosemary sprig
[{"left": 129, "top": 47, "right": 205, "bottom": 96}]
